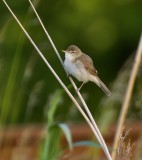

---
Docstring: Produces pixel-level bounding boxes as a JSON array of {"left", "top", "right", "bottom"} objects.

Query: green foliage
[
  {"left": 41, "top": 125, "right": 61, "bottom": 160},
  {"left": 41, "top": 89, "right": 73, "bottom": 160},
  {"left": 73, "top": 140, "right": 101, "bottom": 148},
  {"left": 58, "top": 123, "right": 73, "bottom": 150},
  {"left": 73, "top": 140, "right": 113, "bottom": 152},
  {"left": 0, "top": 0, "right": 41, "bottom": 125},
  {"left": 41, "top": 90, "right": 63, "bottom": 160}
]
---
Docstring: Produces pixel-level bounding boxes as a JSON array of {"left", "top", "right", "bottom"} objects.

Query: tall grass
[
  {"left": 0, "top": 0, "right": 40, "bottom": 126},
  {"left": 41, "top": 90, "right": 63, "bottom": 160}
]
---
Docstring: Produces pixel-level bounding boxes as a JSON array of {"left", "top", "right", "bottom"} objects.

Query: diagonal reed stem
[
  {"left": 111, "top": 34, "right": 142, "bottom": 160},
  {"left": 2, "top": 0, "right": 100, "bottom": 145},
  {"left": 2, "top": 1, "right": 112, "bottom": 159},
  {"left": 27, "top": 1, "right": 112, "bottom": 159}
]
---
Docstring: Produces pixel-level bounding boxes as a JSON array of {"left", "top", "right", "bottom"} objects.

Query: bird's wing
[{"left": 76, "top": 53, "right": 98, "bottom": 76}]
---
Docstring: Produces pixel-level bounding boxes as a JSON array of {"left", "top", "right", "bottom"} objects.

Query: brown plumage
[
  {"left": 76, "top": 53, "right": 98, "bottom": 76},
  {"left": 63, "top": 45, "right": 111, "bottom": 96}
]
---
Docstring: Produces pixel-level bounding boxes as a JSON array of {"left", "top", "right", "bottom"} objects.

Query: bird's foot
[
  {"left": 76, "top": 82, "right": 85, "bottom": 92},
  {"left": 76, "top": 88, "right": 80, "bottom": 92}
]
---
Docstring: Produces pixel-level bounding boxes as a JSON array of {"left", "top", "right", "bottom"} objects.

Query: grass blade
[{"left": 58, "top": 123, "right": 73, "bottom": 150}]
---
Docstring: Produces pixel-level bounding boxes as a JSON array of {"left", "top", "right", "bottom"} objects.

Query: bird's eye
[{"left": 68, "top": 50, "right": 75, "bottom": 54}]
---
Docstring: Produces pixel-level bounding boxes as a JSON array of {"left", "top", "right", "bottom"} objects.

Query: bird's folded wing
[{"left": 76, "top": 53, "right": 98, "bottom": 76}]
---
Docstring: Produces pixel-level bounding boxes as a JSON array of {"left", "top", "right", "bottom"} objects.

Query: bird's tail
[{"left": 91, "top": 76, "right": 111, "bottom": 96}]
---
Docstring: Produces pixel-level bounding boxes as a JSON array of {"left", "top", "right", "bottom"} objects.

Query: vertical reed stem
[{"left": 112, "top": 34, "right": 142, "bottom": 160}]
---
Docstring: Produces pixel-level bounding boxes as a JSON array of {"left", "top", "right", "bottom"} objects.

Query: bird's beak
[{"left": 62, "top": 50, "right": 66, "bottom": 53}]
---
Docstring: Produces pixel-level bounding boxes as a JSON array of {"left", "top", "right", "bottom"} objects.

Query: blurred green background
[{"left": 0, "top": 0, "right": 142, "bottom": 126}]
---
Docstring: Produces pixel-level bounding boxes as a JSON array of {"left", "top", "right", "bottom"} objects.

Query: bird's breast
[{"left": 64, "top": 58, "right": 90, "bottom": 82}]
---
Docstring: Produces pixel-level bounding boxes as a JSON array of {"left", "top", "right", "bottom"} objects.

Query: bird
[{"left": 62, "top": 45, "right": 111, "bottom": 96}]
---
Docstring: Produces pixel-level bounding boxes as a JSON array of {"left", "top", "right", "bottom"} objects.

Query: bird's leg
[
  {"left": 67, "top": 73, "right": 72, "bottom": 78},
  {"left": 65, "top": 70, "right": 71, "bottom": 78},
  {"left": 77, "top": 82, "right": 85, "bottom": 92}
]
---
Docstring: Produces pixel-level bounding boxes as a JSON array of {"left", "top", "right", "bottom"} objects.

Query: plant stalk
[
  {"left": 28, "top": 1, "right": 112, "bottom": 159},
  {"left": 2, "top": 1, "right": 112, "bottom": 159},
  {"left": 111, "top": 34, "right": 142, "bottom": 160}
]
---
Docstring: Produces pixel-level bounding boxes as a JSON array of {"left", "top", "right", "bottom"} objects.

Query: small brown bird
[{"left": 62, "top": 45, "right": 111, "bottom": 96}]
